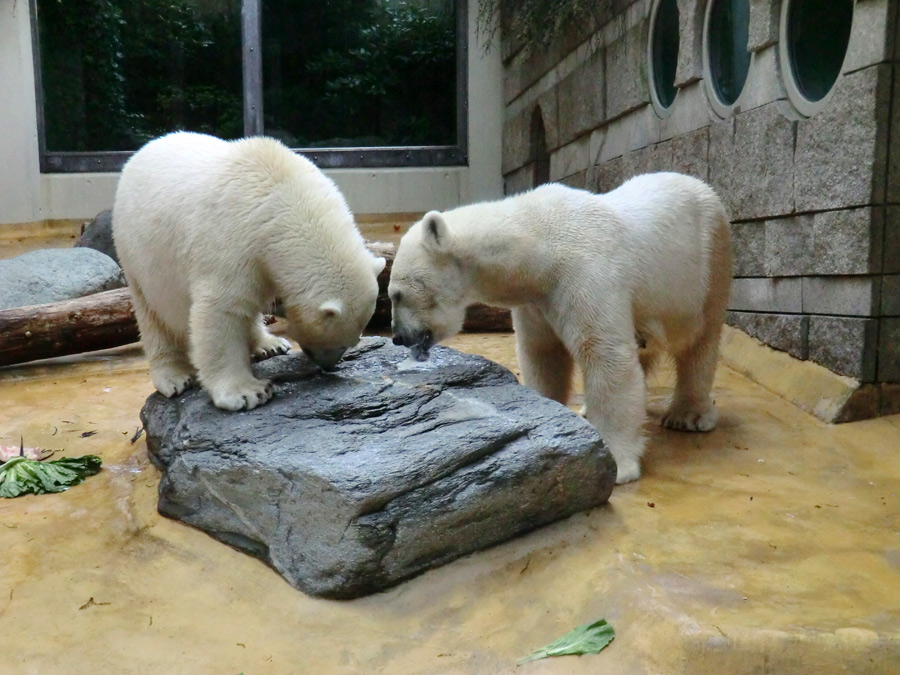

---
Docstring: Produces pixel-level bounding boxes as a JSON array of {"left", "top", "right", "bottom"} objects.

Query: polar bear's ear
[
  {"left": 421, "top": 211, "right": 450, "bottom": 253},
  {"left": 372, "top": 256, "right": 387, "bottom": 275},
  {"left": 319, "top": 300, "right": 343, "bottom": 319}
]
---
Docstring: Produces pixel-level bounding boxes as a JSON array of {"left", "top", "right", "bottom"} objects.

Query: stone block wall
[{"left": 500, "top": 0, "right": 899, "bottom": 418}]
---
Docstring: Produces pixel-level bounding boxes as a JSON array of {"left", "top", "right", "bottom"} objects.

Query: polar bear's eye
[{"left": 391, "top": 291, "right": 403, "bottom": 303}]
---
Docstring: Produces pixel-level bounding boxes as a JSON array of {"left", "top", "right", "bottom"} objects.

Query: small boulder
[
  {"left": 0, "top": 248, "right": 126, "bottom": 311},
  {"left": 75, "top": 209, "right": 119, "bottom": 265},
  {"left": 143, "top": 337, "right": 616, "bottom": 599}
]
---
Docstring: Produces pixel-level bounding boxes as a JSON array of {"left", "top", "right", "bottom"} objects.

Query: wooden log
[
  {"left": 0, "top": 288, "right": 138, "bottom": 367},
  {"left": 0, "top": 241, "right": 513, "bottom": 367}
]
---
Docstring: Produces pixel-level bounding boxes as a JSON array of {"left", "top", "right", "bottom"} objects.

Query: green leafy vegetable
[
  {"left": 518, "top": 618, "right": 615, "bottom": 664},
  {"left": 0, "top": 455, "right": 102, "bottom": 498}
]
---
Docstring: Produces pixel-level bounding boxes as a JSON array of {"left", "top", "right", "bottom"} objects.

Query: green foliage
[
  {"left": 304, "top": 2, "right": 456, "bottom": 146},
  {"left": 518, "top": 617, "right": 615, "bottom": 663},
  {"left": 0, "top": 455, "right": 103, "bottom": 498},
  {"left": 38, "top": 0, "right": 242, "bottom": 151},
  {"left": 37, "top": 0, "right": 456, "bottom": 152}
]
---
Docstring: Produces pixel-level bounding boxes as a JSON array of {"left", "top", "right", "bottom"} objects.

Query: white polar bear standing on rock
[
  {"left": 388, "top": 172, "right": 732, "bottom": 484},
  {"left": 113, "top": 131, "right": 385, "bottom": 411}
]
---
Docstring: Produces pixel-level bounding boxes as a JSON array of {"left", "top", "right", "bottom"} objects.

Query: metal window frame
[{"left": 31, "top": 0, "right": 468, "bottom": 173}]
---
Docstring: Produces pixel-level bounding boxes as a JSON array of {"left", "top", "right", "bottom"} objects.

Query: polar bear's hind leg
[
  {"left": 130, "top": 281, "right": 195, "bottom": 397},
  {"left": 512, "top": 305, "right": 574, "bottom": 404}
]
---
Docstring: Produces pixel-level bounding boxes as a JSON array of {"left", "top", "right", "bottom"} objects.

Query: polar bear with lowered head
[
  {"left": 113, "top": 131, "right": 385, "bottom": 411},
  {"left": 389, "top": 172, "right": 732, "bottom": 483}
]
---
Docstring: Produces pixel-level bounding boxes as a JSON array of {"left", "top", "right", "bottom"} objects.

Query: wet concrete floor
[{"left": 1, "top": 331, "right": 899, "bottom": 674}]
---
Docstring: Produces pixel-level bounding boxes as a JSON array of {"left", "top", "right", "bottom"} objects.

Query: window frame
[
  {"left": 647, "top": 0, "right": 680, "bottom": 119},
  {"left": 30, "top": 0, "right": 469, "bottom": 173},
  {"left": 702, "top": 0, "right": 752, "bottom": 119},
  {"left": 778, "top": 0, "right": 854, "bottom": 118}
]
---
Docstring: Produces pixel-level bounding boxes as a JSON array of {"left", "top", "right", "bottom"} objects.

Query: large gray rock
[
  {"left": 143, "top": 337, "right": 616, "bottom": 599},
  {"left": 0, "top": 248, "right": 126, "bottom": 311},
  {"left": 75, "top": 209, "right": 119, "bottom": 265}
]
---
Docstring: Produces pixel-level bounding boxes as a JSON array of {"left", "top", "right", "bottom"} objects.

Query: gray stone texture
[
  {"left": 882, "top": 276, "right": 900, "bottom": 316},
  {"left": 142, "top": 338, "right": 616, "bottom": 599},
  {"left": 708, "top": 103, "right": 795, "bottom": 221},
  {"left": 811, "top": 209, "right": 883, "bottom": 276},
  {"left": 748, "top": 0, "right": 780, "bottom": 52},
  {"left": 730, "top": 222, "right": 766, "bottom": 277},
  {"left": 794, "top": 65, "right": 890, "bottom": 212},
  {"left": 593, "top": 105, "right": 662, "bottom": 163},
  {"left": 501, "top": 108, "right": 531, "bottom": 176},
  {"left": 885, "top": 207, "right": 900, "bottom": 274},
  {"left": 729, "top": 277, "right": 802, "bottom": 314},
  {"left": 605, "top": 22, "right": 651, "bottom": 120},
  {"left": 801, "top": 277, "right": 881, "bottom": 317},
  {"left": 808, "top": 316, "right": 879, "bottom": 381},
  {"left": 674, "top": 0, "right": 703, "bottom": 87},
  {"left": 659, "top": 80, "right": 711, "bottom": 141},
  {"left": 843, "top": 0, "right": 895, "bottom": 73},
  {"left": 878, "top": 318, "right": 900, "bottom": 382},
  {"left": 550, "top": 135, "right": 591, "bottom": 182},
  {"left": 726, "top": 311, "right": 809, "bottom": 360},
  {"left": 738, "top": 46, "right": 786, "bottom": 113},
  {"left": 764, "top": 216, "right": 812, "bottom": 277},
  {"left": 74, "top": 209, "right": 119, "bottom": 265},
  {"left": 0, "top": 248, "right": 126, "bottom": 311},
  {"left": 503, "top": 164, "right": 534, "bottom": 196},
  {"left": 557, "top": 50, "right": 605, "bottom": 146}
]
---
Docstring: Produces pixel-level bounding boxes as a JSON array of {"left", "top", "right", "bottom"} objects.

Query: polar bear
[
  {"left": 113, "top": 131, "right": 385, "bottom": 411},
  {"left": 388, "top": 172, "right": 732, "bottom": 483}
]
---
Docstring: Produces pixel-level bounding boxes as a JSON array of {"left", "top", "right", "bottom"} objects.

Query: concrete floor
[{"left": 1, "top": 330, "right": 899, "bottom": 674}]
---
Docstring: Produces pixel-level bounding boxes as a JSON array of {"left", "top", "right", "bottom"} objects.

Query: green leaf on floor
[
  {"left": 0, "top": 455, "right": 102, "bottom": 498},
  {"left": 518, "top": 618, "right": 615, "bottom": 664}
]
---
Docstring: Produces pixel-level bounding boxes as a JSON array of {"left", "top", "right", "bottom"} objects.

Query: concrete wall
[
  {"left": 0, "top": 0, "right": 502, "bottom": 226},
  {"left": 500, "top": 0, "right": 899, "bottom": 416}
]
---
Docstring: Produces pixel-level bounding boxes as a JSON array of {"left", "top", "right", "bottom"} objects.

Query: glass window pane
[
  {"left": 708, "top": 0, "right": 750, "bottom": 106},
  {"left": 261, "top": 0, "right": 457, "bottom": 148},
  {"left": 651, "top": 0, "right": 680, "bottom": 109},
  {"left": 787, "top": 0, "right": 853, "bottom": 103},
  {"left": 37, "top": 0, "right": 243, "bottom": 152}
]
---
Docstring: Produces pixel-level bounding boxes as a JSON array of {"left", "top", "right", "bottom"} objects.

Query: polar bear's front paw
[
  {"left": 252, "top": 334, "right": 292, "bottom": 362},
  {"left": 152, "top": 369, "right": 195, "bottom": 398},
  {"left": 210, "top": 379, "right": 275, "bottom": 411},
  {"left": 661, "top": 405, "right": 718, "bottom": 432}
]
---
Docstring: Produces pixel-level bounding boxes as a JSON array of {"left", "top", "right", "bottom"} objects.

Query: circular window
[
  {"left": 780, "top": 0, "right": 853, "bottom": 116},
  {"left": 649, "top": 0, "right": 680, "bottom": 114},
  {"left": 704, "top": 0, "right": 751, "bottom": 115}
]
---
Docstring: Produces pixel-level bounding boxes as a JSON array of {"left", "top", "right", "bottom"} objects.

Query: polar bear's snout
[
  {"left": 302, "top": 346, "right": 348, "bottom": 370},
  {"left": 392, "top": 327, "right": 433, "bottom": 360}
]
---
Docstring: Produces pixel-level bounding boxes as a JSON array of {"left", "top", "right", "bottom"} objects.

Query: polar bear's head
[
  {"left": 286, "top": 253, "right": 386, "bottom": 369},
  {"left": 389, "top": 211, "right": 469, "bottom": 360}
]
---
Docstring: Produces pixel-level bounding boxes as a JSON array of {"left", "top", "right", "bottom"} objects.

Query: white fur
[
  {"left": 389, "top": 172, "right": 732, "bottom": 483},
  {"left": 113, "top": 132, "right": 385, "bottom": 411}
]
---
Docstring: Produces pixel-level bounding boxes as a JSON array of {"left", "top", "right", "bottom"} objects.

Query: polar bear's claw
[
  {"left": 211, "top": 379, "right": 275, "bottom": 411},
  {"left": 252, "top": 336, "right": 292, "bottom": 362},
  {"left": 154, "top": 372, "right": 195, "bottom": 398},
  {"left": 661, "top": 406, "right": 718, "bottom": 432}
]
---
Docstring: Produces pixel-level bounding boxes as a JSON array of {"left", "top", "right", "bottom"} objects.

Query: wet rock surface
[
  {"left": 0, "top": 248, "right": 125, "bottom": 310},
  {"left": 142, "top": 337, "right": 615, "bottom": 599}
]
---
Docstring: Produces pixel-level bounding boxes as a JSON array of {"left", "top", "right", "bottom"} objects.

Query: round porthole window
[
  {"left": 649, "top": 0, "right": 680, "bottom": 115},
  {"left": 780, "top": 0, "right": 854, "bottom": 116},
  {"left": 703, "top": 0, "right": 751, "bottom": 116}
]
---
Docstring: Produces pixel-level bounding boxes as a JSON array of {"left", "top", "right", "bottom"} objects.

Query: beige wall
[{"left": 0, "top": 0, "right": 502, "bottom": 226}]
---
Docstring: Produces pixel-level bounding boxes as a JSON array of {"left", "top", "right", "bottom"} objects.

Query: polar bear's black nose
[{"left": 392, "top": 334, "right": 405, "bottom": 346}]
